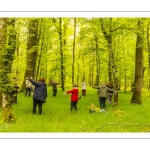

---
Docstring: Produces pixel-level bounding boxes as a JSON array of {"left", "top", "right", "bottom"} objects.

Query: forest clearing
[{"left": 0, "top": 18, "right": 150, "bottom": 132}]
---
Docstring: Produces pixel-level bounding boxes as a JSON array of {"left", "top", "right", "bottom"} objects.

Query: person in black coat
[{"left": 27, "top": 77, "right": 47, "bottom": 114}]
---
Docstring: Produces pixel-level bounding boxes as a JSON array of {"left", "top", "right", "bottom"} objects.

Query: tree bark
[
  {"left": 72, "top": 18, "right": 76, "bottom": 84},
  {"left": 0, "top": 18, "right": 16, "bottom": 122},
  {"left": 131, "top": 19, "right": 144, "bottom": 104},
  {"left": 100, "top": 18, "right": 119, "bottom": 104},
  {"left": 20, "top": 19, "right": 39, "bottom": 92},
  {"left": 147, "top": 20, "right": 150, "bottom": 91}
]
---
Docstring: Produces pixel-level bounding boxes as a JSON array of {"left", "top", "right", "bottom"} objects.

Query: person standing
[
  {"left": 93, "top": 82, "right": 115, "bottom": 112},
  {"left": 27, "top": 77, "right": 47, "bottom": 114},
  {"left": 25, "top": 78, "right": 32, "bottom": 97},
  {"left": 64, "top": 84, "right": 79, "bottom": 111},
  {"left": 49, "top": 80, "right": 59, "bottom": 97},
  {"left": 80, "top": 81, "right": 86, "bottom": 96},
  {"left": 106, "top": 81, "right": 114, "bottom": 105}
]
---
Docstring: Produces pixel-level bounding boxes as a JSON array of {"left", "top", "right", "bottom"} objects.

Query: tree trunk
[
  {"left": 94, "top": 34, "right": 100, "bottom": 86},
  {"left": 100, "top": 18, "right": 119, "bottom": 104},
  {"left": 36, "top": 19, "right": 45, "bottom": 81},
  {"left": 131, "top": 19, "right": 144, "bottom": 104},
  {"left": 72, "top": 18, "right": 76, "bottom": 84},
  {"left": 147, "top": 20, "right": 150, "bottom": 91},
  {"left": 59, "top": 18, "right": 65, "bottom": 91},
  {"left": 0, "top": 18, "right": 16, "bottom": 122},
  {"left": 20, "top": 19, "right": 39, "bottom": 92}
]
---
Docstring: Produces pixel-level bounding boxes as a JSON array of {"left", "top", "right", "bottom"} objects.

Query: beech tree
[{"left": 131, "top": 19, "right": 144, "bottom": 104}]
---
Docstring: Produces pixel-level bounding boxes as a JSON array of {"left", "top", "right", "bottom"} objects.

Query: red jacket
[{"left": 66, "top": 88, "right": 79, "bottom": 102}]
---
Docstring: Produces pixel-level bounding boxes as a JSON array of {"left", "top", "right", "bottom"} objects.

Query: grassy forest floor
[{"left": 1, "top": 86, "right": 150, "bottom": 132}]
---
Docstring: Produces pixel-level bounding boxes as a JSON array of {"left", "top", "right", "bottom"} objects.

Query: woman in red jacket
[{"left": 64, "top": 84, "right": 79, "bottom": 111}]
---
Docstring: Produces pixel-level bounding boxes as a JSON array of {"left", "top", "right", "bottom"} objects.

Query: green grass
[{"left": 1, "top": 87, "right": 150, "bottom": 132}]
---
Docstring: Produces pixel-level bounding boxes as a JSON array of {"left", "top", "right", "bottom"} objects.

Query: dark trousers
[
  {"left": 25, "top": 87, "right": 31, "bottom": 97},
  {"left": 53, "top": 89, "right": 57, "bottom": 97},
  {"left": 99, "top": 97, "right": 107, "bottom": 109},
  {"left": 71, "top": 101, "right": 78, "bottom": 111},
  {"left": 82, "top": 89, "right": 86, "bottom": 96},
  {"left": 33, "top": 98, "right": 43, "bottom": 114}
]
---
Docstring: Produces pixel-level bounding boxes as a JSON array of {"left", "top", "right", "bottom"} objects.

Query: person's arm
[
  {"left": 93, "top": 86, "right": 100, "bottom": 89},
  {"left": 27, "top": 78, "right": 40, "bottom": 87},
  {"left": 107, "top": 87, "right": 114, "bottom": 92},
  {"left": 64, "top": 89, "right": 73, "bottom": 95}
]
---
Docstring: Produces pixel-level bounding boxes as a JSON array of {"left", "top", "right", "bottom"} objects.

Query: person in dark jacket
[
  {"left": 93, "top": 82, "right": 115, "bottom": 112},
  {"left": 27, "top": 77, "right": 47, "bottom": 114}
]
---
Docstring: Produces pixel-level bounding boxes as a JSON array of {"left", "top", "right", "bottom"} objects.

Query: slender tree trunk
[
  {"left": 72, "top": 18, "right": 76, "bottom": 84},
  {"left": 59, "top": 18, "right": 65, "bottom": 91},
  {"left": 94, "top": 34, "right": 100, "bottom": 85},
  {"left": 131, "top": 19, "right": 144, "bottom": 104},
  {"left": 123, "top": 48, "right": 127, "bottom": 92}
]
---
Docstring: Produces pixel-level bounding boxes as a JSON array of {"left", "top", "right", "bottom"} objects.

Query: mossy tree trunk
[
  {"left": 94, "top": 34, "right": 100, "bottom": 86},
  {"left": 130, "top": 19, "right": 144, "bottom": 104},
  {"left": 0, "top": 18, "right": 16, "bottom": 122},
  {"left": 100, "top": 18, "right": 119, "bottom": 104}
]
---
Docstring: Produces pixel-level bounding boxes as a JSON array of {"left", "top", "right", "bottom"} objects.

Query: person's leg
[
  {"left": 70, "top": 101, "right": 73, "bottom": 111},
  {"left": 99, "top": 97, "right": 103, "bottom": 109},
  {"left": 25, "top": 88, "right": 28, "bottom": 96},
  {"left": 102, "top": 98, "right": 107, "bottom": 109},
  {"left": 38, "top": 101, "right": 43, "bottom": 114},
  {"left": 53, "top": 90, "right": 55, "bottom": 97},
  {"left": 33, "top": 98, "right": 38, "bottom": 114},
  {"left": 54, "top": 89, "right": 57, "bottom": 96},
  {"left": 82, "top": 90, "right": 84, "bottom": 96},
  {"left": 28, "top": 88, "right": 31, "bottom": 97},
  {"left": 84, "top": 89, "right": 86, "bottom": 96},
  {"left": 74, "top": 101, "right": 77, "bottom": 110},
  {"left": 83, "top": 89, "right": 85, "bottom": 96}
]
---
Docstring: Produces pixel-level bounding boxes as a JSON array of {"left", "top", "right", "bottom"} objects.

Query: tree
[
  {"left": 100, "top": 18, "right": 119, "bottom": 104},
  {"left": 72, "top": 18, "right": 76, "bottom": 84},
  {"left": 20, "top": 19, "right": 40, "bottom": 91},
  {"left": 147, "top": 20, "right": 150, "bottom": 91},
  {"left": 0, "top": 18, "right": 16, "bottom": 122},
  {"left": 130, "top": 19, "right": 144, "bottom": 104}
]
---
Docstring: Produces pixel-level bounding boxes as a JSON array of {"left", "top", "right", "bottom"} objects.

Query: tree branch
[{"left": 96, "top": 123, "right": 150, "bottom": 131}]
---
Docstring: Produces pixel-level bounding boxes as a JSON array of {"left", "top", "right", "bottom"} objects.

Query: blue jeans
[{"left": 99, "top": 97, "right": 107, "bottom": 109}]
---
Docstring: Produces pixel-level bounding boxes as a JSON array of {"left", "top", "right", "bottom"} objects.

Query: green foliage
[{"left": 1, "top": 87, "right": 150, "bottom": 132}]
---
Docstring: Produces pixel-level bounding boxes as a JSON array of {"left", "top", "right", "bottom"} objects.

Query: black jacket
[{"left": 28, "top": 79, "right": 47, "bottom": 103}]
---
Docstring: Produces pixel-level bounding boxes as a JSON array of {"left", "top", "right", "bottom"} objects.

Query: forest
[{"left": 0, "top": 17, "right": 150, "bottom": 132}]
